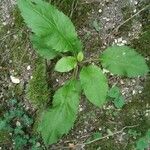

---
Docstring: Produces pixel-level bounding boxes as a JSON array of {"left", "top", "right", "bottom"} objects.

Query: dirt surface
[{"left": 0, "top": 0, "right": 150, "bottom": 150}]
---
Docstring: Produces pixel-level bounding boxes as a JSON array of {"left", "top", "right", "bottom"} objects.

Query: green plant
[
  {"left": 17, "top": 0, "right": 149, "bottom": 145},
  {"left": 136, "top": 129, "right": 150, "bottom": 150},
  {"left": 108, "top": 86, "right": 125, "bottom": 109},
  {"left": 92, "top": 19, "right": 102, "bottom": 32},
  {"left": 128, "top": 129, "right": 141, "bottom": 139},
  {"left": 0, "top": 99, "right": 41, "bottom": 150}
]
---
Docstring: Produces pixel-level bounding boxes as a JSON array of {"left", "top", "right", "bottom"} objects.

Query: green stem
[{"left": 72, "top": 65, "right": 79, "bottom": 79}]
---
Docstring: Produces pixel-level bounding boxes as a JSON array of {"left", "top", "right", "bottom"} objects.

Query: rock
[{"left": 10, "top": 75, "right": 20, "bottom": 84}]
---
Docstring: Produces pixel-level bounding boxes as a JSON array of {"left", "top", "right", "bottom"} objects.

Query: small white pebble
[
  {"left": 56, "top": 79, "right": 59, "bottom": 82},
  {"left": 16, "top": 121, "right": 21, "bottom": 126},
  {"left": 138, "top": 90, "right": 142, "bottom": 94},
  {"left": 145, "top": 113, "right": 149, "bottom": 116},
  {"left": 9, "top": 133, "right": 12, "bottom": 135},
  {"left": 36, "top": 142, "right": 41, "bottom": 147},
  {"left": 25, "top": 106, "right": 29, "bottom": 110},
  {"left": 117, "top": 37, "right": 122, "bottom": 43},
  {"left": 132, "top": 90, "right": 136, "bottom": 95},
  {"left": 106, "top": 18, "right": 110, "bottom": 21},
  {"left": 120, "top": 80, "right": 124, "bottom": 84},
  {"left": 79, "top": 105, "right": 83, "bottom": 112},
  {"left": 103, "top": 17, "right": 107, "bottom": 20},
  {"left": 122, "top": 92, "right": 125, "bottom": 95},
  {"left": 13, "top": 35, "right": 17, "bottom": 39},
  {"left": 102, "top": 68, "right": 109, "bottom": 74},
  {"left": 99, "top": 127, "right": 102, "bottom": 131},
  {"left": 117, "top": 43, "right": 124, "bottom": 46},
  {"left": 114, "top": 39, "right": 117, "bottom": 43},
  {"left": 122, "top": 40, "right": 127, "bottom": 44},
  {"left": 134, "top": 1, "right": 138, "bottom": 5},
  {"left": 2, "top": 22, "right": 7, "bottom": 26},
  {"left": 10, "top": 76, "right": 20, "bottom": 84},
  {"left": 27, "top": 65, "right": 31, "bottom": 70},
  {"left": 98, "top": 9, "right": 102, "bottom": 13}
]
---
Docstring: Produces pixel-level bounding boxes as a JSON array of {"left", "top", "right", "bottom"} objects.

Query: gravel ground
[{"left": 0, "top": 0, "right": 149, "bottom": 149}]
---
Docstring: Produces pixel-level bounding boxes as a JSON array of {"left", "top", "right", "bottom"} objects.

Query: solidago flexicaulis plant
[{"left": 17, "top": 0, "right": 149, "bottom": 145}]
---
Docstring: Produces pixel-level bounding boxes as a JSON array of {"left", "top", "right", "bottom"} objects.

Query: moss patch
[{"left": 27, "top": 57, "right": 50, "bottom": 109}]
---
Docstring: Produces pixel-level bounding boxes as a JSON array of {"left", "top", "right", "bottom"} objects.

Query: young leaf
[
  {"left": 77, "top": 52, "right": 84, "bottom": 62},
  {"left": 55, "top": 56, "right": 77, "bottom": 72},
  {"left": 17, "top": 0, "right": 82, "bottom": 53},
  {"left": 38, "top": 80, "right": 81, "bottom": 145},
  {"left": 93, "top": 20, "right": 101, "bottom": 32},
  {"left": 113, "top": 95, "right": 125, "bottom": 109},
  {"left": 108, "top": 86, "right": 120, "bottom": 98},
  {"left": 80, "top": 65, "right": 108, "bottom": 107},
  {"left": 101, "top": 46, "right": 149, "bottom": 77}
]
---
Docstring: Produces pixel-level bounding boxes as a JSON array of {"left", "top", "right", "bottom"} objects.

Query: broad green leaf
[
  {"left": 55, "top": 56, "right": 77, "bottom": 72},
  {"left": 80, "top": 65, "right": 108, "bottom": 107},
  {"left": 17, "top": 0, "right": 82, "bottom": 53},
  {"left": 38, "top": 80, "right": 81, "bottom": 145},
  {"left": 101, "top": 46, "right": 149, "bottom": 77},
  {"left": 31, "top": 35, "right": 58, "bottom": 60}
]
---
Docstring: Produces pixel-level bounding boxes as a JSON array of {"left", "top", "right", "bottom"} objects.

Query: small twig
[
  {"left": 70, "top": 0, "right": 78, "bottom": 18},
  {"left": 83, "top": 125, "right": 138, "bottom": 145},
  {"left": 113, "top": 4, "right": 150, "bottom": 33}
]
